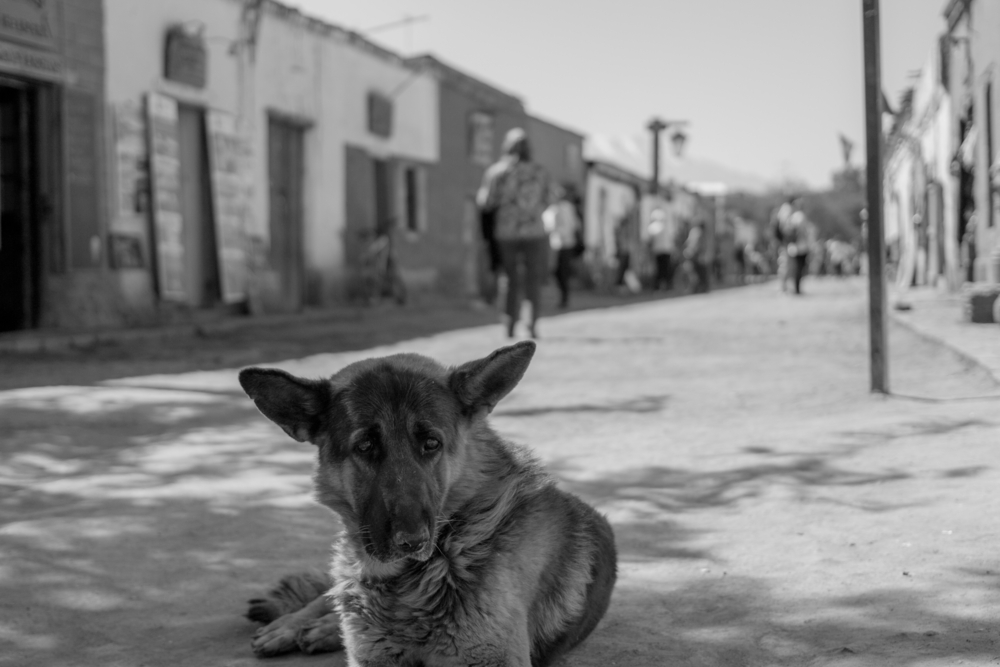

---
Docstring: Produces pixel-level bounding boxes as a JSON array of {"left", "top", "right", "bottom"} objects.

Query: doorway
[
  {"left": 0, "top": 83, "right": 39, "bottom": 332},
  {"left": 267, "top": 117, "right": 305, "bottom": 310}
]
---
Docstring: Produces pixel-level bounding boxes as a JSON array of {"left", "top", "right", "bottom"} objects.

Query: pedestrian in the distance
[
  {"left": 477, "top": 128, "right": 553, "bottom": 339},
  {"left": 543, "top": 185, "right": 582, "bottom": 309},
  {"left": 647, "top": 205, "right": 679, "bottom": 291},
  {"left": 784, "top": 199, "right": 815, "bottom": 295},
  {"left": 683, "top": 220, "right": 710, "bottom": 294}
]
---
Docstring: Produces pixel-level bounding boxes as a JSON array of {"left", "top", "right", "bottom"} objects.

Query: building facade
[
  {"left": 0, "top": 0, "right": 107, "bottom": 332},
  {"left": 884, "top": 42, "right": 959, "bottom": 291},
  {"left": 408, "top": 54, "right": 528, "bottom": 298},
  {"left": 527, "top": 114, "right": 585, "bottom": 198},
  {"left": 945, "top": 0, "right": 1000, "bottom": 284},
  {"left": 102, "top": 0, "right": 438, "bottom": 322}
]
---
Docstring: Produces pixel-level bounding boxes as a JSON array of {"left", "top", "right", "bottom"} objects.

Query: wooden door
[{"left": 267, "top": 117, "right": 305, "bottom": 309}]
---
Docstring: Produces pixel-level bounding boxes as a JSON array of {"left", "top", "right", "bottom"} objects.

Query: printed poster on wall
[
  {"left": 206, "top": 109, "right": 249, "bottom": 304},
  {"left": 146, "top": 92, "right": 187, "bottom": 302}
]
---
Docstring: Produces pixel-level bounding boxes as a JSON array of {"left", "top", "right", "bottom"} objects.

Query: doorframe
[{"left": 0, "top": 76, "right": 46, "bottom": 330}]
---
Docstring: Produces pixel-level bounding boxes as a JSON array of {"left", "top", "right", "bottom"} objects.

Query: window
[
  {"left": 469, "top": 112, "right": 494, "bottom": 167},
  {"left": 404, "top": 167, "right": 419, "bottom": 232}
]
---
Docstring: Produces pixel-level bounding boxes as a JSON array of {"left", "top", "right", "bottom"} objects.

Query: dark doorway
[
  {"left": 267, "top": 117, "right": 305, "bottom": 310},
  {"left": 0, "top": 83, "right": 39, "bottom": 332},
  {"left": 177, "top": 105, "right": 221, "bottom": 308}
]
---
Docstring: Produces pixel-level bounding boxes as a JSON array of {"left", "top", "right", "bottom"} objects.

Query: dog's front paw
[
  {"left": 297, "top": 612, "right": 344, "bottom": 654},
  {"left": 251, "top": 616, "right": 306, "bottom": 658}
]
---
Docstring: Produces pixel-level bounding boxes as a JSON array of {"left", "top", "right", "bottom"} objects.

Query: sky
[{"left": 289, "top": 0, "right": 949, "bottom": 190}]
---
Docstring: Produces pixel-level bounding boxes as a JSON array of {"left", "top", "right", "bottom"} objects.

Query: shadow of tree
[{"left": 577, "top": 574, "right": 1000, "bottom": 666}]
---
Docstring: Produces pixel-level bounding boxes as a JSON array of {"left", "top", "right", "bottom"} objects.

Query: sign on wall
[
  {"left": 0, "top": 0, "right": 57, "bottom": 51},
  {"left": 206, "top": 110, "right": 249, "bottom": 304},
  {"left": 146, "top": 92, "right": 187, "bottom": 302},
  {"left": 164, "top": 25, "right": 207, "bottom": 88}
]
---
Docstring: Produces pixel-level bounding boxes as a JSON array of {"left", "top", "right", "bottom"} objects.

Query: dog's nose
[{"left": 393, "top": 529, "right": 429, "bottom": 553}]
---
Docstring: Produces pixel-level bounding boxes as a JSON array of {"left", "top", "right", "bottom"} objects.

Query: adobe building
[
  {"left": 0, "top": 0, "right": 108, "bottom": 332},
  {"left": 527, "top": 114, "right": 585, "bottom": 199},
  {"left": 101, "top": 0, "right": 438, "bottom": 321},
  {"left": 407, "top": 54, "right": 529, "bottom": 298}
]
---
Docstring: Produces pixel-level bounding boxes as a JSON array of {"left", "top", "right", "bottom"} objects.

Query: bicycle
[{"left": 357, "top": 229, "right": 407, "bottom": 306}]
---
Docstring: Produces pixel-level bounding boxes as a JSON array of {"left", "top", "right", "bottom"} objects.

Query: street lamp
[{"left": 647, "top": 117, "right": 689, "bottom": 194}]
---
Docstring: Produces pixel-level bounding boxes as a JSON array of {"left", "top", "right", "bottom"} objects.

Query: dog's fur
[{"left": 239, "top": 341, "right": 616, "bottom": 666}]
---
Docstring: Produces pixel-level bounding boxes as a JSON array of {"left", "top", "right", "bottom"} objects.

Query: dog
[{"left": 238, "top": 340, "right": 616, "bottom": 666}]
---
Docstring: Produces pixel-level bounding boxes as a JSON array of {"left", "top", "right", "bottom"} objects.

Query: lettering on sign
[
  {"left": 0, "top": 0, "right": 57, "bottom": 50},
  {"left": 0, "top": 40, "right": 61, "bottom": 81}
]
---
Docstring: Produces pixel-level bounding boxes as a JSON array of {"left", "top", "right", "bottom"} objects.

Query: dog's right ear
[
  {"left": 239, "top": 368, "right": 328, "bottom": 443},
  {"left": 449, "top": 341, "right": 536, "bottom": 414}
]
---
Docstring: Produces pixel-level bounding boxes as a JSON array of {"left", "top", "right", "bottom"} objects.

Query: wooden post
[{"left": 862, "top": 0, "right": 889, "bottom": 393}]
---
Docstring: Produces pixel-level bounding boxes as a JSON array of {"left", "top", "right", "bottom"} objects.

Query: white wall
[
  {"left": 103, "top": 0, "right": 439, "bottom": 303},
  {"left": 585, "top": 171, "right": 638, "bottom": 262}
]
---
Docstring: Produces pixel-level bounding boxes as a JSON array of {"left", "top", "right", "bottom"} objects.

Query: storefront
[{"left": 0, "top": 0, "right": 106, "bottom": 331}]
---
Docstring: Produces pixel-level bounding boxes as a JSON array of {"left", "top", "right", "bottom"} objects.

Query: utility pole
[
  {"left": 862, "top": 0, "right": 889, "bottom": 393},
  {"left": 647, "top": 118, "right": 667, "bottom": 194}
]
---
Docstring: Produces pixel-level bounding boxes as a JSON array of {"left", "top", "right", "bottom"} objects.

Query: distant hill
[{"left": 585, "top": 133, "right": 772, "bottom": 193}]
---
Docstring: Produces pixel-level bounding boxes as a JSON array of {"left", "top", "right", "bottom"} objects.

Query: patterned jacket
[{"left": 478, "top": 157, "right": 553, "bottom": 241}]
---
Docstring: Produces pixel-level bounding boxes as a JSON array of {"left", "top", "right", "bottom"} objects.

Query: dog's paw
[
  {"left": 246, "top": 598, "right": 281, "bottom": 625},
  {"left": 297, "top": 612, "right": 343, "bottom": 655},
  {"left": 250, "top": 616, "right": 305, "bottom": 658}
]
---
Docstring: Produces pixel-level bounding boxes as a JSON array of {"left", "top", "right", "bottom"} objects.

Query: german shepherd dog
[{"left": 238, "top": 341, "right": 616, "bottom": 666}]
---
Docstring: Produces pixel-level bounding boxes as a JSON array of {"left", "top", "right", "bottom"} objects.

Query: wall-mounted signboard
[
  {"left": 206, "top": 110, "right": 248, "bottom": 304},
  {"left": 146, "top": 92, "right": 187, "bottom": 302},
  {"left": 164, "top": 25, "right": 207, "bottom": 88}
]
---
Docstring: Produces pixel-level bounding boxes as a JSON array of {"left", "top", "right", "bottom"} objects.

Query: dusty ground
[{"left": 2, "top": 278, "right": 1000, "bottom": 666}]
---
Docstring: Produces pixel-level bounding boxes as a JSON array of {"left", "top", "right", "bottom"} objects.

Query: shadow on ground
[{"left": 3, "top": 381, "right": 999, "bottom": 666}]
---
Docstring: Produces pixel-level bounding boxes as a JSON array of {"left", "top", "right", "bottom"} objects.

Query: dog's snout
[{"left": 393, "top": 528, "right": 429, "bottom": 553}]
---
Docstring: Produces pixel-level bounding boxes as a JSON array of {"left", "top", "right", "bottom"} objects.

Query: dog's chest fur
[{"left": 330, "top": 469, "right": 546, "bottom": 659}]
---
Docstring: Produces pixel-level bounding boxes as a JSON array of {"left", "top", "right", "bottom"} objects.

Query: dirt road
[{"left": 2, "top": 279, "right": 999, "bottom": 666}]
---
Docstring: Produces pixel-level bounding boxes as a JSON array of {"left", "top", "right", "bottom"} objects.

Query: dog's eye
[
  {"left": 356, "top": 440, "right": 373, "bottom": 454},
  {"left": 423, "top": 437, "right": 442, "bottom": 453}
]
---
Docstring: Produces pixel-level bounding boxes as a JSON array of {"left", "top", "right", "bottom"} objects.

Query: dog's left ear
[
  {"left": 449, "top": 341, "right": 535, "bottom": 414},
  {"left": 239, "top": 367, "right": 329, "bottom": 443}
]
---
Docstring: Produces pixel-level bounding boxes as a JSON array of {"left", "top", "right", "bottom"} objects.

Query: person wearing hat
[{"left": 477, "top": 128, "right": 554, "bottom": 338}]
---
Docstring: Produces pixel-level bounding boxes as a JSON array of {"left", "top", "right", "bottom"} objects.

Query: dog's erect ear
[
  {"left": 449, "top": 341, "right": 536, "bottom": 414},
  {"left": 239, "top": 368, "right": 329, "bottom": 443}
]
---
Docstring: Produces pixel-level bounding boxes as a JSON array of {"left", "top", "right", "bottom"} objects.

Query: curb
[
  {"left": 0, "top": 307, "right": 363, "bottom": 354},
  {"left": 889, "top": 310, "right": 1000, "bottom": 386}
]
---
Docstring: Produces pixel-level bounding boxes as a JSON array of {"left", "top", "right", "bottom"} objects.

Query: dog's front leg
[{"left": 251, "top": 593, "right": 342, "bottom": 657}]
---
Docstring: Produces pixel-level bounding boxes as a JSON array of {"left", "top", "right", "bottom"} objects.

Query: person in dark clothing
[{"left": 479, "top": 208, "right": 501, "bottom": 304}]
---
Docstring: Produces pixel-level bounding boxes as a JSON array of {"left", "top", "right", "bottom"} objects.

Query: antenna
[{"left": 362, "top": 14, "right": 430, "bottom": 53}]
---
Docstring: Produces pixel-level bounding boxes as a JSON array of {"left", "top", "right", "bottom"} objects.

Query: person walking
[
  {"left": 647, "top": 206, "right": 679, "bottom": 291},
  {"left": 784, "top": 199, "right": 815, "bottom": 295},
  {"left": 543, "top": 185, "right": 582, "bottom": 309},
  {"left": 683, "top": 219, "right": 709, "bottom": 294},
  {"left": 477, "top": 128, "right": 553, "bottom": 338}
]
